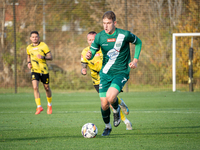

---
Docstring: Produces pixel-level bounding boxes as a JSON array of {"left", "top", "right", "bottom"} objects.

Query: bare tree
[
  {"left": 168, "top": 0, "right": 182, "bottom": 30},
  {"left": 1, "top": 0, "right": 6, "bottom": 52}
]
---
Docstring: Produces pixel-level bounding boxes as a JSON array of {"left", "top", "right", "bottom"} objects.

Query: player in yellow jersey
[
  {"left": 27, "top": 31, "right": 53, "bottom": 115},
  {"left": 81, "top": 31, "right": 132, "bottom": 130}
]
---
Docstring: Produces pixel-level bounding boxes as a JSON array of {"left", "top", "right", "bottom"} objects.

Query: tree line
[{"left": 0, "top": 0, "right": 199, "bottom": 90}]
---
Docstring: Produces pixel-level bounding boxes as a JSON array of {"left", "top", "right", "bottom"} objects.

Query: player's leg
[
  {"left": 106, "top": 88, "right": 121, "bottom": 127},
  {"left": 118, "top": 97, "right": 129, "bottom": 115},
  {"left": 44, "top": 83, "right": 52, "bottom": 114},
  {"left": 124, "top": 118, "right": 132, "bottom": 130},
  {"left": 99, "top": 77, "right": 112, "bottom": 136},
  {"left": 108, "top": 75, "right": 129, "bottom": 127},
  {"left": 32, "top": 73, "right": 43, "bottom": 115},
  {"left": 100, "top": 97, "right": 112, "bottom": 136},
  {"left": 120, "top": 109, "right": 133, "bottom": 130},
  {"left": 110, "top": 104, "right": 125, "bottom": 125},
  {"left": 112, "top": 101, "right": 132, "bottom": 130},
  {"left": 118, "top": 98, "right": 132, "bottom": 130},
  {"left": 42, "top": 73, "right": 52, "bottom": 114}
]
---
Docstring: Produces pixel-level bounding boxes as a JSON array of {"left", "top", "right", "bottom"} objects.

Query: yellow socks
[
  {"left": 47, "top": 97, "right": 52, "bottom": 106},
  {"left": 117, "top": 97, "right": 126, "bottom": 121},
  {"left": 120, "top": 109, "right": 126, "bottom": 121},
  {"left": 35, "top": 98, "right": 41, "bottom": 107},
  {"left": 118, "top": 96, "right": 122, "bottom": 105}
]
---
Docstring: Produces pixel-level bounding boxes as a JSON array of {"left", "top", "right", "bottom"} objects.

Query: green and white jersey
[{"left": 90, "top": 28, "right": 141, "bottom": 76}]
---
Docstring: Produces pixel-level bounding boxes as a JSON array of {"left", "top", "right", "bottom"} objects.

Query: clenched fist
[
  {"left": 85, "top": 51, "right": 92, "bottom": 60},
  {"left": 129, "top": 58, "right": 138, "bottom": 69}
]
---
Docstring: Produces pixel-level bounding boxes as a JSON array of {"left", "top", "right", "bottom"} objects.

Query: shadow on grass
[
  {"left": 98, "top": 125, "right": 200, "bottom": 138},
  {"left": 0, "top": 135, "right": 83, "bottom": 142},
  {"left": 1, "top": 126, "right": 200, "bottom": 141}
]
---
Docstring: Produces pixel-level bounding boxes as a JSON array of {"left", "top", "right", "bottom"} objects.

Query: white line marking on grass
[
  {"left": 0, "top": 111, "right": 200, "bottom": 114},
  {"left": 134, "top": 111, "right": 200, "bottom": 114}
]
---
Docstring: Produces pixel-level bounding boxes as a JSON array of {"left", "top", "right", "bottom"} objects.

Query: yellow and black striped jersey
[
  {"left": 27, "top": 42, "right": 50, "bottom": 74},
  {"left": 81, "top": 46, "right": 103, "bottom": 85}
]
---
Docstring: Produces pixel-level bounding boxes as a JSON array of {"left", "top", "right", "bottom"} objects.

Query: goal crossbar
[{"left": 172, "top": 33, "right": 200, "bottom": 92}]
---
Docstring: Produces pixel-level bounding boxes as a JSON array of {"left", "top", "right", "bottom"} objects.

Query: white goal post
[{"left": 172, "top": 33, "right": 200, "bottom": 92}]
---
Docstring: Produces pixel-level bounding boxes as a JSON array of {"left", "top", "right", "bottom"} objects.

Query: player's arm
[
  {"left": 37, "top": 52, "right": 53, "bottom": 60},
  {"left": 27, "top": 54, "right": 32, "bottom": 69},
  {"left": 129, "top": 35, "right": 142, "bottom": 69},
  {"left": 81, "top": 63, "right": 87, "bottom": 75},
  {"left": 45, "top": 52, "right": 53, "bottom": 60},
  {"left": 86, "top": 35, "right": 100, "bottom": 60}
]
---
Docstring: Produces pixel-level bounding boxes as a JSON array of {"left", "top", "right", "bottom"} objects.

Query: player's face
[
  {"left": 30, "top": 33, "right": 39, "bottom": 44},
  {"left": 87, "top": 34, "right": 96, "bottom": 47},
  {"left": 103, "top": 18, "right": 116, "bottom": 35}
]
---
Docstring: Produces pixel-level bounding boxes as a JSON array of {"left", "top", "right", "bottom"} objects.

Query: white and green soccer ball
[{"left": 81, "top": 123, "right": 98, "bottom": 138}]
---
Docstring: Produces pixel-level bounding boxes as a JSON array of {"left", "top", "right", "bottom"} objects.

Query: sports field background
[
  {"left": 0, "top": 0, "right": 200, "bottom": 92},
  {"left": 0, "top": 1, "right": 200, "bottom": 149},
  {"left": 0, "top": 91, "right": 200, "bottom": 150}
]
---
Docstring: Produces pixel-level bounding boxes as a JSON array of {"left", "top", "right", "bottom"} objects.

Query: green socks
[{"left": 101, "top": 107, "right": 110, "bottom": 124}]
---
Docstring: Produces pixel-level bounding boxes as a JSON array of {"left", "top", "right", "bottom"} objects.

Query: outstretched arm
[{"left": 129, "top": 37, "right": 142, "bottom": 69}]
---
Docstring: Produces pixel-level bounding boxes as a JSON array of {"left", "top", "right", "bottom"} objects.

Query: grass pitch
[{"left": 0, "top": 91, "right": 200, "bottom": 150}]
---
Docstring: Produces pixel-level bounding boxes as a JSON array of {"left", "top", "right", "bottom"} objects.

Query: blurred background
[{"left": 0, "top": 0, "right": 200, "bottom": 93}]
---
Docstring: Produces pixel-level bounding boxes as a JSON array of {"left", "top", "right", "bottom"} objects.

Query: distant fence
[{"left": 0, "top": 0, "right": 199, "bottom": 93}]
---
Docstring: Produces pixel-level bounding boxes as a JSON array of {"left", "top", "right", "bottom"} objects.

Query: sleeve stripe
[
  {"left": 132, "top": 36, "right": 137, "bottom": 44},
  {"left": 91, "top": 46, "right": 99, "bottom": 50}
]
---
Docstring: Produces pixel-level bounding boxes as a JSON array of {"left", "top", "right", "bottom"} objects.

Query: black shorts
[
  {"left": 31, "top": 72, "right": 49, "bottom": 84},
  {"left": 94, "top": 85, "right": 99, "bottom": 93}
]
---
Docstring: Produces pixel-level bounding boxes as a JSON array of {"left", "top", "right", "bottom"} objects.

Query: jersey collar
[
  {"left": 106, "top": 28, "right": 117, "bottom": 36},
  {"left": 31, "top": 42, "right": 41, "bottom": 47}
]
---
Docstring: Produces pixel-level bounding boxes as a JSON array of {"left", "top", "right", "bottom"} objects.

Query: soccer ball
[{"left": 81, "top": 123, "right": 98, "bottom": 138}]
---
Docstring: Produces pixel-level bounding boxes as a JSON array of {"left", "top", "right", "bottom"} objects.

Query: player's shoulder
[
  {"left": 116, "top": 28, "right": 130, "bottom": 35},
  {"left": 82, "top": 46, "right": 90, "bottom": 54},
  {"left": 40, "top": 42, "right": 50, "bottom": 51},
  {"left": 27, "top": 43, "right": 33, "bottom": 49},
  {"left": 39, "top": 42, "right": 48, "bottom": 47},
  {"left": 82, "top": 46, "right": 90, "bottom": 53},
  {"left": 117, "top": 28, "right": 136, "bottom": 41}
]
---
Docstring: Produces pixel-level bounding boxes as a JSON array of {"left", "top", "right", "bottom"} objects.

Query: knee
[
  {"left": 33, "top": 86, "right": 39, "bottom": 91},
  {"left": 44, "top": 85, "right": 50, "bottom": 91},
  {"left": 101, "top": 105, "right": 109, "bottom": 111},
  {"left": 106, "top": 94, "right": 115, "bottom": 104},
  {"left": 101, "top": 99, "right": 109, "bottom": 111}
]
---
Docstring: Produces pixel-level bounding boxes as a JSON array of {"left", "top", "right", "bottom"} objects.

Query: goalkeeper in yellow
[
  {"left": 27, "top": 31, "right": 53, "bottom": 115},
  {"left": 81, "top": 31, "right": 132, "bottom": 130}
]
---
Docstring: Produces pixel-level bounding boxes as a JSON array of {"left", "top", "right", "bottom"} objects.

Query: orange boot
[
  {"left": 47, "top": 105, "right": 52, "bottom": 114},
  {"left": 35, "top": 107, "right": 43, "bottom": 115}
]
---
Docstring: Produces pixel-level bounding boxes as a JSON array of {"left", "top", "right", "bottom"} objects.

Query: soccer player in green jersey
[
  {"left": 86, "top": 11, "right": 142, "bottom": 136},
  {"left": 81, "top": 31, "right": 132, "bottom": 130}
]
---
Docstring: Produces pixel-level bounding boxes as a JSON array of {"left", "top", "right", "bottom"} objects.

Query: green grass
[{"left": 0, "top": 91, "right": 200, "bottom": 150}]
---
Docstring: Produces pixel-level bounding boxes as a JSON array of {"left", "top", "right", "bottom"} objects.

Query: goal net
[{"left": 172, "top": 33, "right": 200, "bottom": 91}]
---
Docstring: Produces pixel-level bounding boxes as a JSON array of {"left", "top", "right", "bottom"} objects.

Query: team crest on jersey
[
  {"left": 95, "top": 53, "right": 100, "bottom": 56},
  {"left": 107, "top": 38, "right": 116, "bottom": 42},
  {"left": 33, "top": 47, "right": 38, "bottom": 50}
]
